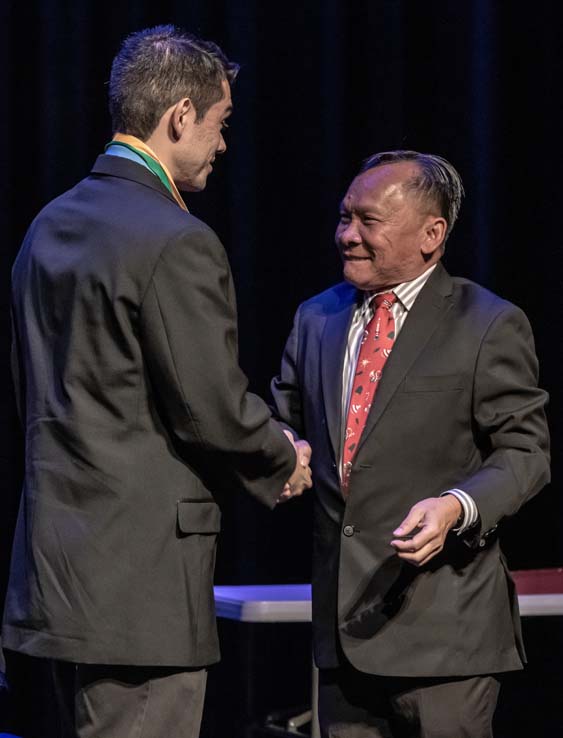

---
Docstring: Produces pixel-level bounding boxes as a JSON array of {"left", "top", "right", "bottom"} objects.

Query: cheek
[{"left": 362, "top": 237, "right": 382, "bottom": 258}]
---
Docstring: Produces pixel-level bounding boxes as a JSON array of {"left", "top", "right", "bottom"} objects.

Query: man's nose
[
  {"left": 338, "top": 221, "right": 361, "bottom": 246},
  {"left": 217, "top": 134, "right": 227, "bottom": 155}
]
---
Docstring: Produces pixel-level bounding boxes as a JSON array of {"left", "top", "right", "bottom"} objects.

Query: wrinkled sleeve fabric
[
  {"left": 458, "top": 304, "right": 550, "bottom": 536},
  {"left": 139, "top": 224, "right": 296, "bottom": 508}
]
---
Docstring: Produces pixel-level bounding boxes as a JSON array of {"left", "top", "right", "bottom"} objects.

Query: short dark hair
[
  {"left": 109, "top": 25, "right": 239, "bottom": 140},
  {"left": 360, "top": 150, "right": 464, "bottom": 241}
]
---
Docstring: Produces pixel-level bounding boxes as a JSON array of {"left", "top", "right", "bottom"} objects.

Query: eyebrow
[{"left": 338, "top": 201, "right": 383, "bottom": 216}]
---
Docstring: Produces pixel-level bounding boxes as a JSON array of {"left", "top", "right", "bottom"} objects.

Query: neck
[{"left": 144, "top": 130, "right": 176, "bottom": 181}]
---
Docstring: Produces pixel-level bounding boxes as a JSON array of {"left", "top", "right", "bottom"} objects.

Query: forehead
[{"left": 344, "top": 162, "right": 421, "bottom": 208}]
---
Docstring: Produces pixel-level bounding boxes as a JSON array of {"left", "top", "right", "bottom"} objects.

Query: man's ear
[
  {"left": 170, "top": 98, "right": 194, "bottom": 141},
  {"left": 421, "top": 216, "right": 447, "bottom": 257}
]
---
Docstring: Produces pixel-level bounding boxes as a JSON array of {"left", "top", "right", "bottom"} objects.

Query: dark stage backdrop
[{"left": 0, "top": 0, "right": 561, "bottom": 678}]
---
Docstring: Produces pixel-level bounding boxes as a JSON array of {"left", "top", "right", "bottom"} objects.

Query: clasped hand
[
  {"left": 390, "top": 495, "right": 462, "bottom": 567},
  {"left": 277, "top": 430, "right": 313, "bottom": 503}
]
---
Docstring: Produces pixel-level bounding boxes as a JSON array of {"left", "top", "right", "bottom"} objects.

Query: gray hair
[
  {"left": 109, "top": 25, "right": 239, "bottom": 140},
  {"left": 361, "top": 150, "right": 464, "bottom": 241}
]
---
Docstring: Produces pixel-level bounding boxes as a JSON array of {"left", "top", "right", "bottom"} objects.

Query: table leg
[{"left": 311, "top": 658, "right": 320, "bottom": 738}]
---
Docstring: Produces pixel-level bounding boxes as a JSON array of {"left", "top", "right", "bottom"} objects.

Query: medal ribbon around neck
[{"left": 107, "top": 134, "right": 188, "bottom": 211}]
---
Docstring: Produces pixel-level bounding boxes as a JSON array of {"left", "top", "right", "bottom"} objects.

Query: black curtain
[{"left": 0, "top": 0, "right": 561, "bottom": 730}]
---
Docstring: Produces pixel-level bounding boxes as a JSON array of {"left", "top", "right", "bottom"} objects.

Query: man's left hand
[{"left": 390, "top": 495, "right": 462, "bottom": 567}]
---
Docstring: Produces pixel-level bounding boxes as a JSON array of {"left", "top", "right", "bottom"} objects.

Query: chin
[
  {"left": 178, "top": 181, "right": 205, "bottom": 193},
  {"left": 176, "top": 170, "right": 209, "bottom": 192},
  {"left": 343, "top": 266, "right": 379, "bottom": 292}
]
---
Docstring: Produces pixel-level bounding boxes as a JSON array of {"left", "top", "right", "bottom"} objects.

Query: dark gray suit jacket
[
  {"left": 3, "top": 155, "right": 295, "bottom": 666},
  {"left": 271, "top": 263, "right": 550, "bottom": 677}
]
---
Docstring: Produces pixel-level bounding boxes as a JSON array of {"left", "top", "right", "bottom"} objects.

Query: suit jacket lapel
[
  {"left": 357, "top": 262, "right": 455, "bottom": 455},
  {"left": 320, "top": 286, "right": 357, "bottom": 462}
]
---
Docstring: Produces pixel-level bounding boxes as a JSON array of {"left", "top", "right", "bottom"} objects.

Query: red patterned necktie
[{"left": 342, "top": 292, "right": 397, "bottom": 494}]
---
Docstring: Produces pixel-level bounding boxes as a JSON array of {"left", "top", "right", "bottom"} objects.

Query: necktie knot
[{"left": 372, "top": 292, "right": 397, "bottom": 312}]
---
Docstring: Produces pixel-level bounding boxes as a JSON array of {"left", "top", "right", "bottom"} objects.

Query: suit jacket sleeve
[
  {"left": 270, "top": 305, "right": 305, "bottom": 438},
  {"left": 10, "top": 310, "right": 24, "bottom": 424},
  {"left": 139, "top": 224, "right": 296, "bottom": 507},
  {"left": 457, "top": 303, "right": 550, "bottom": 534}
]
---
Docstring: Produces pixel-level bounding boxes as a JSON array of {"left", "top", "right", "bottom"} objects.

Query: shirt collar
[
  {"left": 359, "top": 263, "right": 438, "bottom": 315},
  {"left": 105, "top": 143, "right": 149, "bottom": 169}
]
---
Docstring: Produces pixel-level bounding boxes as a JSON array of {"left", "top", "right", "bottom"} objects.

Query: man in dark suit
[
  {"left": 271, "top": 150, "right": 550, "bottom": 738},
  {"left": 3, "top": 25, "right": 311, "bottom": 738}
]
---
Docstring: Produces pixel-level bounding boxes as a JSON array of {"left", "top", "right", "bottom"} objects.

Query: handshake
[{"left": 278, "top": 430, "right": 313, "bottom": 503}]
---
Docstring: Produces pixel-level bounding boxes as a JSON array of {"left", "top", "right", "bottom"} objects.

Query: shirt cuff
[{"left": 440, "top": 489, "right": 479, "bottom": 534}]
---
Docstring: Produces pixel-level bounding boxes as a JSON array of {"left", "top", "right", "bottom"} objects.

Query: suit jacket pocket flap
[
  {"left": 404, "top": 374, "right": 464, "bottom": 392},
  {"left": 177, "top": 500, "right": 221, "bottom": 534}
]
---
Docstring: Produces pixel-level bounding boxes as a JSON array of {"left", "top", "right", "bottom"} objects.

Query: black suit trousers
[
  {"left": 51, "top": 661, "right": 207, "bottom": 738},
  {"left": 319, "top": 661, "right": 500, "bottom": 738}
]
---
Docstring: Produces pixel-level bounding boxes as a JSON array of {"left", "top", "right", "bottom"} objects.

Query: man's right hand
[{"left": 278, "top": 431, "right": 312, "bottom": 502}]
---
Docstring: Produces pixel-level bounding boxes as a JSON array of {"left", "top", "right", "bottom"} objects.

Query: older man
[
  {"left": 3, "top": 25, "right": 311, "bottom": 738},
  {"left": 271, "top": 150, "right": 550, "bottom": 738}
]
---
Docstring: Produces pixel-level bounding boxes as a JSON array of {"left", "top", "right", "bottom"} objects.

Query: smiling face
[
  {"left": 172, "top": 78, "right": 233, "bottom": 192},
  {"left": 335, "top": 162, "right": 446, "bottom": 292}
]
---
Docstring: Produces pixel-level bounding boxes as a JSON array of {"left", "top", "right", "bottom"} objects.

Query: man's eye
[
  {"left": 339, "top": 213, "right": 351, "bottom": 223},
  {"left": 221, "top": 121, "right": 230, "bottom": 131}
]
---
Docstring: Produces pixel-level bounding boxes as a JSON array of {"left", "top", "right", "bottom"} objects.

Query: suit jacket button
[{"left": 343, "top": 525, "right": 355, "bottom": 537}]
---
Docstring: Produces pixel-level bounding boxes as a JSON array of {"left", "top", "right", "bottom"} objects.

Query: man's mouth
[{"left": 343, "top": 254, "right": 371, "bottom": 261}]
